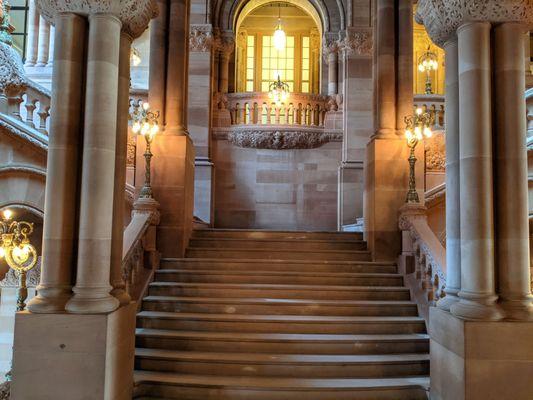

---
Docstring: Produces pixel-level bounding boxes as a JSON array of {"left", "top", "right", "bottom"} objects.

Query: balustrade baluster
[
  {"left": 240, "top": 104, "right": 246, "bottom": 125},
  {"left": 7, "top": 93, "right": 24, "bottom": 120},
  {"left": 37, "top": 106, "right": 50, "bottom": 134},
  {"left": 25, "top": 99, "right": 37, "bottom": 128}
]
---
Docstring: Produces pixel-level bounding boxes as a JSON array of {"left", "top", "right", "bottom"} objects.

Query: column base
[
  {"left": 450, "top": 294, "right": 504, "bottom": 321},
  {"left": 499, "top": 296, "right": 533, "bottom": 321},
  {"left": 429, "top": 307, "right": 533, "bottom": 400},
  {"left": 110, "top": 286, "right": 131, "bottom": 306},
  {"left": 11, "top": 303, "right": 136, "bottom": 400},
  {"left": 65, "top": 286, "right": 120, "bottom": 314},
  {"left": 26, "top": 285, "right": 72, "bottom": 313},
  {"left": 436, "top": 290, "right": 460, "bottom": 312}
]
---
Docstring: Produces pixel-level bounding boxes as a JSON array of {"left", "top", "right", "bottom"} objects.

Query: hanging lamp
[{"left": 273, "top": 3, "right": 286, "bottom": 51}]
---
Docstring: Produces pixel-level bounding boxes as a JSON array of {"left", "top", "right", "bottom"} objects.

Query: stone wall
[{"left": 213, "top": 140, "right": 341, "bottom": 230}]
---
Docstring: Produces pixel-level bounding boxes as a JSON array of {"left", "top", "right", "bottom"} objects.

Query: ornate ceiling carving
[
  {"left": 416, "top": 0, "right": 533, "bottom": 47},
  {"left": 36, "top": 0, "right": 158, "bottom": 38}
]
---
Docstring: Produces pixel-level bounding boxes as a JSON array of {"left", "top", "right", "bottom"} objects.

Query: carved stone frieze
[
  {"left": 0, "top": 41, "right": 27, "bottom": 95},
  {"left": 189, "top": 24, "right": 214, "bottom": 52},
  {"left": 416, "top": 0, "right": 533, "bottom": 48},
  {"left": 216, "top": 129, "right": 342, "bottom": 150},
  {"left": 340, "top": 28, "right": 373, "bottom": 56},
  {"left": 36, "top": 0, "right": 158, "bottom": 39},
  {"left": 425, "top": 130, "right": 446, "bottom": 171}
]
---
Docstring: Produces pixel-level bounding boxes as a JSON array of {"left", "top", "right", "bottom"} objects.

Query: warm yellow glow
[
  {"left": 2, "top": 209, "right": 12, "bottom": 220},
  {"left": 405, "top": 129, "right": 413, "bottom": 141},
  {"left": 0, "top": 247, "right": 4, "bottom": 258},
  {"left": 416, "top": 108, "right": 423, "bottom": 115},
  {"left": 414, "top": 126, "right": 422, "bottom": 140},
  {"left": 424, "top": 127, "right": 433, "bottom": 138},
  {"left": 273, "top": 26, "right": 286, "bottom": 51},
  {"left": 142, "top": 102, "right": 150, "bottom": 110},
  {"left": 132, "top": 122, "right": 141, "bottom": 134},
  {"left": 12, "top": 245, "right": 28, "bottom": 262}
]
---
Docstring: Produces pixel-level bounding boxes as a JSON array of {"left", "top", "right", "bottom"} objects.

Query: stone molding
[
  {"left": 189, "top": 24, "right": 214, "bottom": 52},
  {"left": 416, "top": 0, "right": 533, "bottom": 47},
  {"left": 340, "top": 27, "right": 373, "bottom": 56},
  {"left": 213, "top": 127, "right": 343, "bottom": 150},
  {"left": 0, "top": 41, "right": 27, "bottom": 95},
  {"left": 0, "top": 164, "right": 47, "bottom": 178},
  {"left": 0, "top": 117, "right": 48, "bottom": 151},
  {"left": 36, "top": 0, "right": 158, "bottom": 38}
]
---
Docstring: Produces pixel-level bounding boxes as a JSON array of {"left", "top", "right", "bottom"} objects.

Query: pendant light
[{"left": 273, "top": 3, "right": 286, "bottom": 51}]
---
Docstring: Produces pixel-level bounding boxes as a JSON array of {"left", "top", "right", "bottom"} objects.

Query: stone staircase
[{"left": 133, "top": 229, "right": 430, "bottom": 399}]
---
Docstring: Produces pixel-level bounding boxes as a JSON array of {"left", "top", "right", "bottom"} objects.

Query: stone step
[
  {"left": 185, "top": 248, "right": 373, "bottom": 261},
  {"left": 141, "top": 296, "right": 419, "bottom": 317},
  {"left": 147, "top": 282, "right": 411, "bottom": 301},
  {"left": 188, "top": 237, "right": 367, "bottom": 251},
  {"left": 160, "top": 258, "right": 397, "bottom": 274},
  {"left": 153, "top": 270, "right": 403, "bottom": 286},
  {"left": 135, "top": 329, "right": 430, "bottom": 355},
  {"left": 191, "top": 229, "right": 363, "bottom": 241},
  {"left": 135, "top": 348, "right": 430, "bottom": 378},
  {"left": 133, "top": 371, "right": 429, "bottom": 400}
]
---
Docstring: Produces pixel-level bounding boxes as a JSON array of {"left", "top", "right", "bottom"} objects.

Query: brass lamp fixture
[
  {"left": 131, "top": 102, "right": 160, "bottom": 198},
  {"left": 404, "top": 107, "right": 434, "bottom": 203},
  {"left": 418, "top": 47, "right": 439, "bottom": 94},
  {"left": 268, "top": 74, "right": 290, "bottom": 106},
  {"left": 0, "top": 209, "right": 38, "bottom": 311}
]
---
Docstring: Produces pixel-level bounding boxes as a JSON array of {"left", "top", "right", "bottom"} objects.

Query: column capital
[
  {"left": 189, "top": 24, "right": 214, "bottom": 52},
  {"left": 322, "top": 33, "right": 340, "bottom": 59},
  {"left": 416, "top": 0, "right": 533, "bottom": 48},
  {"left": 36, "top": 0, "right": 158, "bottom": 38},
  {"left": 216, "top": 31, "right": 235, "bottom": 56},
  {"left": 339, "top": 27, "right": 373, "bottom": 57}
]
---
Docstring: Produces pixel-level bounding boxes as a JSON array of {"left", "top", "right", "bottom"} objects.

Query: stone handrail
[
  {"left": 414, "top": 93, "right": 445, "bottom": 129},
  {"left": 121, "top": 199, "right": 160, "bottom": 303},
  {"left": 6, "top": 80, "right": 51, "bottom": 135},
  {"left": 226, "top": 92, "right": 328, "bottom": 127},
  {"left": 398, "top": 204, "right": 446, "bottom": 322}
]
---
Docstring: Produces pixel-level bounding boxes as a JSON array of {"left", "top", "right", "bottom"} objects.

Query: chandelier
[
  {"left": 273, "top": 3, "right": 286, "bottom": 51},
  {"left": 418, "top": 46, "right": 439, "bottom": 94},
  {"left": 268, "top": 75, "right": 290, "bottom": 105}
]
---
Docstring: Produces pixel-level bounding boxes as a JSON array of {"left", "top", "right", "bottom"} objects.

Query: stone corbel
[
  {"left": 218, "top": 32, "right": 235, "bottom": 57},
  {"left": 339, "top": 27, "right": 373, "bottom": 57},
  {"left": 189, "top": 24, "right": 214, "bottom": 52}
]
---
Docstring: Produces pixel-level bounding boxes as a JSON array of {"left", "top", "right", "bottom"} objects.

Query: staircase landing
[{"left": 133, "top": 229, "right": 429, "bottom": 399}]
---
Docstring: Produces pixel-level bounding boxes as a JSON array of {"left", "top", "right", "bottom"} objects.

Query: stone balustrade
[
  {"left": 398, "top": 203, "right": 446, "bottom": 322},
  {"left": 6, "top": 81, "right": 51, "bottom": 135},
  {"left": 227, "top": 92, "right": 328, "bottom": 127},
  {"left": 414, "top": 93, "right": 445, "bottom": 129}
]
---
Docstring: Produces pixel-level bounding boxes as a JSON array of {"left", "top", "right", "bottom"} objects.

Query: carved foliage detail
[
  {"left": 341, "top": 28, "right": 373, "bottom": 56},
  {"left": 226, "top": 130, "right": 342, "bottom": 150},
  {"left": 0, "top": 41, "right": 27, "bottom": 94},
  {"left": 425, "top": 130, "right": 446, "bottom": 171},
  {"left": 189, "top": 24, "right": 214, "bottom": 52}
]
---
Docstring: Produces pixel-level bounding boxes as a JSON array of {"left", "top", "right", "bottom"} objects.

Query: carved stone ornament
[
  {"left": 425, "top": 130, "right": 446, "bottom": 171},
  {"left": 126, "top": 134, "right": 136, "bottom": 166},
  {"left": 340, "top": 28, "right": 373, "bottom": 56},
  {"left": 0, "top": 41, "right": 28, "bottom": 95},
  {"left": 36, "top": 0, "right": 158, "bottom": 39},
  {"left": 322, "top": 34, "right": 340, "bottom": 61},
  {"left": 416, "top": 0, "right": 533, "bottom": 48},
  {"left": 219, "top": 129, "right": 342, "bottom": 150},
  {"left": 189, "top": 24, "right": 214, "bottom": 52}
]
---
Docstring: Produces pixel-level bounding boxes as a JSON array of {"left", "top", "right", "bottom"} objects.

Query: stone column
[
  {"left": 493, "top": 22, "right": 533, "bottom": 320},
  {"left": 27, "top": 13, "right": 87, "bottom": 313},
  {"left": 23, "top": 0, "right": 39, "bottom": 66},
  {"left": 110, "top": 32, "right": 133, "bottom": 306},
  {"left": 325, "top": 46, "right": 338, "bottom": 96},
  {"left": 374, "top": 0, "right": 396, "bottom": 137},
  {"left": 437, "top": 37, "right": 461, "bottom": 311},
  {"left": 165, "top": 0, "right": 190, "bottom": 135},
  {"left": 47, "top": 25, "right": 55, "bottom": 66},
  {"left": 35, "top": 15, "right": 49, "bottom": 66},
  {"left": 148, "top": 0, "right": 168, "bottom": 120},
  {"left": 395, "top": 0, "right": 413, "bottom": 131},
  {"left": 65, "top": 14, "right": 122, "bottom": 314},
  {"left": 218, "top": 35, "right": 234, "bottom": 94},
  {"left": 450, "top": 22, "right": 503, "bottom": 321}
]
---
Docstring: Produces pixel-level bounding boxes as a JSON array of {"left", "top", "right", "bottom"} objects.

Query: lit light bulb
[
  {"left": 416, "top": 108, "right": 423, "bottom": 115},
  {"left": 405, "top": 129, "right": 413, "bottom": 141},
  {"left": 12, "top": 246, "right": 23, "bottom": 259},
  {"left": 424, "top": 127, "right": 432, "bottom": 138},
  {"left": 132, "top": 122, "right": 141, "bottom": 134},
  {"left": 273, "top": 26, "right": 286, "bottom": 51},
  {"left": 418, "top": 64, "right": 425, "bottom": 72},
  {"left": 2, "top": 209, "right": 12, "bottom": 220},
  {"left": 143, "top": 102, "right": 150, "bottom": 110},
  {"left": 414, "top": 126, "right": 422, "bottom": 140},
  {"left": 0, "top": 247, "right": 5, "bottom": 258}
]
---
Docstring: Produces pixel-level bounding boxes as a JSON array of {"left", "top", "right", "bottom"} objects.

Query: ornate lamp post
[
  {"left": 418, "top": 47, "right": 439, "bottom": 94},
  {"left": 0, "top": 209, "right": 38, "bottom": 311},
  {"left": 131, "top": 102, "right": 160, "bottom": 198},
  {"left": 268, "top": 74, "right": 290, "bottom": 106},
  {"left": 404, "top": 107, "right": 433, "bottom": 203}
]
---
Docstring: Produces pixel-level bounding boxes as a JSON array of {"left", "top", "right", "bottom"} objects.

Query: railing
[
  {"left": 4, "top": 81, "right": 51, "bottom": 136},
  {"left": 398, "top": 204, "right": 446, "bottom": 322},
  {"left": 226, "top": 92, "right": 328, "bottom": 127},
  {"left": 414, "top": 93, "right": 445, "bottom": 129},
  {"left": 121, "top": 200, "right": 160, "bottom": 303}
]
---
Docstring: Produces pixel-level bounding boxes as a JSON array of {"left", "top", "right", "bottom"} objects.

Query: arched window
[
  {"left": 236, "top": 2, "right": 321, "bottom": 94},
  {"left": 7, "top": 0, "right": 29, "bottom": 56}
]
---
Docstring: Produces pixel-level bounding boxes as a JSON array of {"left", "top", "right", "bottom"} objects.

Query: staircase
[{"left": 133, "top": 229, "right": 430, "bottom": 399}]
